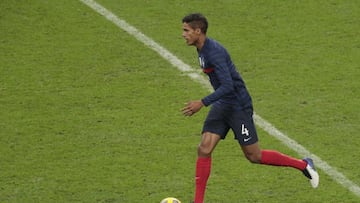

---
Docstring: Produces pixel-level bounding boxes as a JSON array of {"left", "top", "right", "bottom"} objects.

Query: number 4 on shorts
[{"left": 241, "top": 124, "right": 249, "bottom": 136}]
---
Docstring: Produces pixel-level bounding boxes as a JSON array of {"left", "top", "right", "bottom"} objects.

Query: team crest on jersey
[
  {"left": 199, "top": 56, "right": 214, "bottom": 74},
  {"left": 198, "top": 56, "right": 205, "bottom": 68}
]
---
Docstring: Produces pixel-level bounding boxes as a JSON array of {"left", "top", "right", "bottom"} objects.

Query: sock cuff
[{"left": 197, "top": 157, "right": 211, "bottom": 165}]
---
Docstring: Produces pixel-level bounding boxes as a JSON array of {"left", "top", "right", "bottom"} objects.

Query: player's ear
[{"left": 195, "top": 28, "right": 201, "bottom": 35}]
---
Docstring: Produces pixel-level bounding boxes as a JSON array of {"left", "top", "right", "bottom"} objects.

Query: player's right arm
[{"left": 201, "top": 54, "right": 234, "bottom": 106}]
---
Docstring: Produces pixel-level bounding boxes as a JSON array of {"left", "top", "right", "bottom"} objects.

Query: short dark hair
[{"left": 182, "top": 13, "right": 208, "bottom": 34}]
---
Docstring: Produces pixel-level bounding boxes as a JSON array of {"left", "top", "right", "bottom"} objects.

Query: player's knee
[
  {"left": 197, "top": 145, "right": 212, "bottom": 157},
  {"left": 245, "top": 152, "right": 261, "bottom": 164}
]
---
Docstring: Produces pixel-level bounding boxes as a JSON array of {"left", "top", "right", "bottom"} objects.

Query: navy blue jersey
[{"left": 198, "top": 38, "right": 252, "bottom": 109}]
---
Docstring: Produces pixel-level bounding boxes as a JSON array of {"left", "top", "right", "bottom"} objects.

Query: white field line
[{"left": 79, "top": 0, "right": 360, "bottom": 198}]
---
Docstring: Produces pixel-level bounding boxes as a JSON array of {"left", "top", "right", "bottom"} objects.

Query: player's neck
[{"left": 195, "top": 35, "right": 207, "bottom": 50}]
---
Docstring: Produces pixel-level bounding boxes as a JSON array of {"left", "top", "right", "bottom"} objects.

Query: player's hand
[{"left": 182, "top": 100, "right": 204, "bottom": 116}]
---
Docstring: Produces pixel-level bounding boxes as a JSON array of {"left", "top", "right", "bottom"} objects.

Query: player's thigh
[
  {"left": 230, "top": 108, "right": 258, "bottom": 146},
  {"left": 202, "top": 105, "right": 230, "bottom": 139}
]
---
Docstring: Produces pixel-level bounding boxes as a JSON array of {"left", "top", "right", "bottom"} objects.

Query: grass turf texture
[{"left": 1, "top": 0, "right": 359, "bottom": 202}]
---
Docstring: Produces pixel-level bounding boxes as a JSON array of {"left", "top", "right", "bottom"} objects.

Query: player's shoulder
[
  {"left": 206, "top": 38, "right": 225, "bottom": 50},
  {"left": 204, "top": 38, "right": 229, "bottom": 60},
  {"left": 203, "top": 38, "right": 226, "bottom": 54}
]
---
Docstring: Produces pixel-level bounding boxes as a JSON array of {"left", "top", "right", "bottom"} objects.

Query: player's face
[{"left": 182, "top": 23, "right": 200, "bottom": 46}]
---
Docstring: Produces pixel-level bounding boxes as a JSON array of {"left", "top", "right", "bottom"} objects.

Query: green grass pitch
[{"left": 1, "top": 0, "right": 359, "bottom": 202}]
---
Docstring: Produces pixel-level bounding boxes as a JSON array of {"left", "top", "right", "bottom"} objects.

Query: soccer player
[{"left": 181, "top": 13, "right": 319, "bottom": 203}]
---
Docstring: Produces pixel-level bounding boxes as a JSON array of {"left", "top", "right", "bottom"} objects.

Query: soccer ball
[{"left": 160, "top": 197, "right": 181, "bottom": 203}]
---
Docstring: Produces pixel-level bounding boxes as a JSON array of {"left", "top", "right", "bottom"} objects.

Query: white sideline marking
[{"left": 79, "top": 0, "right": 360, "bottom": 198}]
